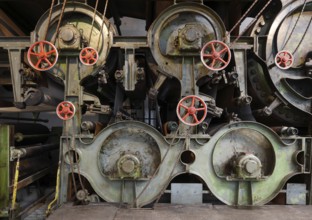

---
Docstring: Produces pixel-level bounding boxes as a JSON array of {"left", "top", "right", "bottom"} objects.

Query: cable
[
  {"left": 88, "top": 0, "right": 99, "bottom": 44},
  {"left": 44, "top": 0, "right": 56, "bottom": 41},
  {"left": 96, "top": 0, "right": 109, "bottom": 51}
]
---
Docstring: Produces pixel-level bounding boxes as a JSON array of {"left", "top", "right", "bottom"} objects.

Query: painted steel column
[{"left": 0, "top": 125, "right": 10, "bottom": 217}]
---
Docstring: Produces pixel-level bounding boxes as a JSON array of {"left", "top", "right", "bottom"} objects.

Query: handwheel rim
[
  {"left": 56, "top": 101, "right": 76, "bottom": 121},
  {"left": 79, "top": 47, "right": 99, "bottom": 66},
  {"left": 27, "top": 40, "right": 58, "bottom": 71},
  {"left": 275, "top": 50, "right": 293, "bottom": 70},
  {"left": 176, "top": 95, "right": 207, "bottom": 126},
  {"left": 200, "top": 40, "right": 231, "bottom": 71}
]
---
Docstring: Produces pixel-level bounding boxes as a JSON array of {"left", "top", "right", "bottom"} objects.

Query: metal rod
[
  {"left": 14, "top": 132, "right": 59, "bottom": 143},
  {"left": 18, "top": 143, "right": 59, "bottom": 158},
  {"left": 0, "top": 116, "right": 49, "bottom": 123}
]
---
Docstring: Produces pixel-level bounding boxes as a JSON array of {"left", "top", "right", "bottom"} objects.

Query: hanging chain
[
  {"left": 225, "top": 0, "right": 260, "bottom": 39},
  {"left": 52, "top": 0, "right": 68, "bottom": 44},
  {"left": 71, "top": 135, "right": 87, "bottom": 194},
  {"left": 65, "top": 135, "right": 78, "bottom": 195},
  {"left": 292, "top": 16, "right": 312, "bottom": 54},
  {"left": 280, "top": 0, "right": 311, "bottom": 55},
  {"left": 44, "top": 0, "right": 56, "bottom": 41},
  {"left": 96, "top": 0, "right": 109, "bottom": 51},
  {"left": 132, "top": 125, "right": 181, "bottom": 207},
  {"left": 281, "top": 0, "right": 307, "bottom": 50},
  {"left": 88, "top": 0, "right": 99, "bottom": 45},
  {"left": 154, "top": 135, "right": 188, "bottom": 205},
  {"left": 231, "top": 0, "right": 273, "bottom": 47}
]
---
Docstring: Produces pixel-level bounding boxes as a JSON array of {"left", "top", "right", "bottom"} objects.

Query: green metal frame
[{"left": 0, "top": 125, "right": 10, "bottom": 218}]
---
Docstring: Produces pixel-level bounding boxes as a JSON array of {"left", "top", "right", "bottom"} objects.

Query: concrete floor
[{"left": 48, "top": 203, "right": 312, "bottom": 220}]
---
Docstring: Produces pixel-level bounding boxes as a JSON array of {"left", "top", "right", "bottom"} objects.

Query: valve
[
  {"left": 56, "top": 101, "right": 76, "bottom": 120},
  {"left": 27, "top": 40, "right": 58, "bottom": 71},
  {"left": 275, "top": 50, "right": 293, "bottom": 70},
  {"left": 200, "top": 40, "right": 231, "bottom": 71},
  {"left": 79, "top": 47, "right": 98, "bottom": 66},
  {"left": 176, "top": 95, "right": 207, "bottom": 126}
]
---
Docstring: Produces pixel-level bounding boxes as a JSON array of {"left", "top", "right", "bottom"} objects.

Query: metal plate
[
  {"left": 171, "top": 183, "right": 202, "bottom": 204},
  {"left": 286, "top": 183, "right": 306, "bottom": 205}
]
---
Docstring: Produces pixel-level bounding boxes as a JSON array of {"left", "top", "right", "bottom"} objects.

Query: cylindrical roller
[
  {"left": 24, "top": 88, "right": 61, "bottom": 106},
  {"left": 9, "top": 123, "right": 50, "bottom": 146},
  {"left": 17, "top": 143, "right": 59, "bottom": 158}
]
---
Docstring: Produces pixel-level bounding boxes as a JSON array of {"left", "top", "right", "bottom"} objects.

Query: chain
[
  {"left": 44, "top": 0, "right": 56, "bottom": 41},
  {"left": 231, "top": 0, "right": 273, "bottom": 47},
  {"left": 96, "top": 0, "right": 109, "bottom": 51},
  {"left": 71, "top": 135, "right": 87, "bottom": 194},
  {"left": 292, "top": 16, "right": 312, "bottom": 54},
  {"left": 132, "top": 125, "right": 181, "bottom": 207},
  {"left": 88, "top": 0, "right": 99, "bottom": 45},
  {"left": 65, "top": 135, "right": 78, "bottom": 195},
  {"left": 154, "top": 136, "right": 188, "bottom": 205},
  {"left": 281, "top": 0, "right": 307, "bottom": 50},
  {"left": 52, "top": 0, "right": 67, "bottom": 44},
  {"left": 225, "top": 0, "right": 259, "bottom": 39}
]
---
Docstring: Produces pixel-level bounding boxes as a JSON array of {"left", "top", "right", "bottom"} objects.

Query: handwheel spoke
[
  {"left": 218, "top": 57, "right": 227, "bottom": 64},
  {"left": 35, "top": 59, "right": 42, "bottom": 68},
  {"left": 219, "top": 47, "right": 228, "bottom": 55},
  {"left": 44, "top": 58, "right": 52, "bottom": 67},
  {"left": 192, "top": 114, "right": 199, "bottom": 123},
  {"left": 182, "top": 113, "right": 190, "bottom": 120},
  {"left": 39, "top": 42, "right": 44, "bottom": 53},
  {"left": 46, "top": 50, "right": 56, "bottom": 55},
  {"left": 29, "top": 51, "right": 40, "bottom": 56},
  {"left": 203, "top": 54, "right": 213, "bottom": 58},
  {"left": 210, "top": 59, "right": 216, "bottom": 68},
  {"left": 211, "top": 43, "right": 216, "bottom": 53},
  {"left": 196, "top": 107, "right": 206, "bottom": 111},
  {"left": 180, "top": 104, "right": 189, "bottom": 110},
  {"left": 191, "top": 97, "right": 196, "bottom": 107}
]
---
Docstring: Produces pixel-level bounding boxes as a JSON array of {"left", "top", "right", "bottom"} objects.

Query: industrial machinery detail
[{"left": 0, "top": 0, "right": 312, "bottom": 217}]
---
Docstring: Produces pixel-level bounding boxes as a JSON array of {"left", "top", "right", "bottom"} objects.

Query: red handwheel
[
  {"left": 275, "top": 50, "right": 293, "bottom": 70},
  {"left": 56, "top": 101, "right": 76, "bottom": 120},
  {"left": 176, "top": 95, "right": 207, "bottom": 126},
  {"left": 27, "top": 40, "right": 58, "bottom": 71},
  {"left": 79, "top": 47, "right": 98, "bottom": 66},
  {"left": 200, "top": 40, "right": 231, "bottom": 71}
]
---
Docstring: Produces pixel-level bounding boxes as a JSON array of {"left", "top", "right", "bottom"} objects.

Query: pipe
[
  {"left": 0, "top": 116, "right": 49, "bottom": 123},
  {"left": 14, "top": 132, "right": 59, "bottom": 143},
  {"left": 18, "top": 143, "right": 59, "bottom": 158}
]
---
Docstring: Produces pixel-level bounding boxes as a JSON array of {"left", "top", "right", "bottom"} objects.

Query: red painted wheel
[
  {"left": 176, "top": 95, "right": 207, "bottom": 126},
  {"left": 27, "top": 41, "right": 58, "bottom": 71},
  {"left": 79, "top": 47, "right": 98, "bottom": 66},
  {"left": 275, "top": 50, "right": 293, "bottom": 70},
  {"left": 56, "top": 101, "right": 76, "bottom": 120},
  {"left": 200, "top": 40, "right": 231, "bottom": 71}
]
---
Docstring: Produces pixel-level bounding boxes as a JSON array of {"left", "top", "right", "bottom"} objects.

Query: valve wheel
[
  {"left": 176, "top": 95, "right": 207, "bottom": 126},
  {"left": 56, "top": 101, "right": 76, "bottom": 120},
  {"left": 79, "top": 47, "right": 98, "bottom": 66},
  {"left": 275, "top": 50, "right": 293, "bottom": 70},
  {"left": 27, "top": 41, "right": 58, "bottom": 71},
  {"left": 201, "top": 40, "right": 231, "bottom": 71}
]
